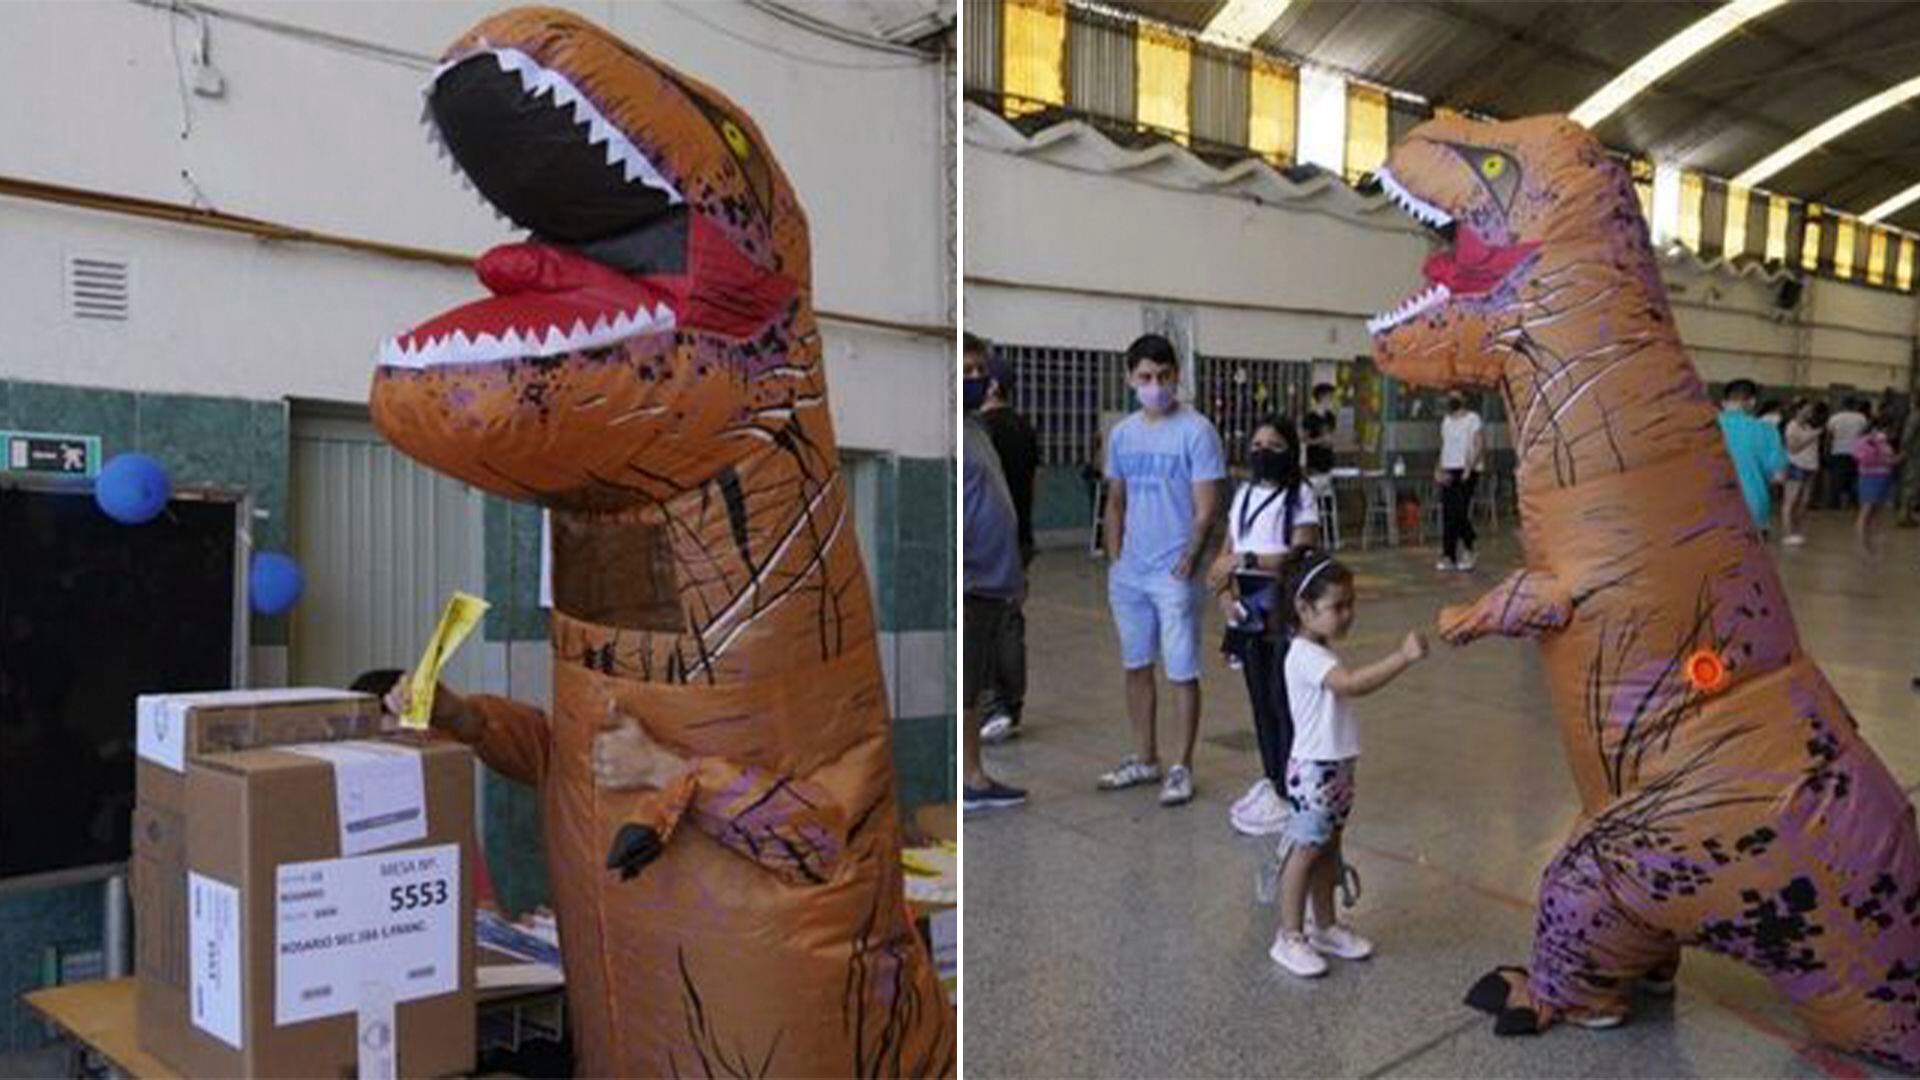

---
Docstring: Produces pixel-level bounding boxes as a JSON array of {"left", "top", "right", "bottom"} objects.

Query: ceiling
[{"left": 1104, "top": 0, "right": 1920, "bottom": 230}]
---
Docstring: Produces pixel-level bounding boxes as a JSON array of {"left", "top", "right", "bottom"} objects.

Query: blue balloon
[
  {"left": 250, "top": 552, "right": 304, "bottom": 615},
  {"left": 95, "top": 453, "right": 172, "bottom": 525}
]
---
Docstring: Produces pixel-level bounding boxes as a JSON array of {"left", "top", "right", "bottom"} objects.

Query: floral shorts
[{"left": 1283, "top": 757, "right": 1356, "bottom": 846}]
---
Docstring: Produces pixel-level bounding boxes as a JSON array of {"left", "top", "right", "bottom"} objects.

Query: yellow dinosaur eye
[
  {"left": 721, "top": 119, "right": 751, "bottom": 159},
  {"left": 1480, "top": 155, "right": 1507, "bottom": 180}
]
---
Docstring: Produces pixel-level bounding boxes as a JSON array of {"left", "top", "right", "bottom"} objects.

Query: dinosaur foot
[
  {"left": 1464, "top": 966, "right": 1544, "bottom": 1036},
  {"left": 1464, "top": 966, "right": 1628, "bottom": 1035}
]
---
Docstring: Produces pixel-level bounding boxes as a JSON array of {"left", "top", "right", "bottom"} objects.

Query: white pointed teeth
[
  {"left": 1366, "top": 283, "right": 1452, "bottom": 337},
  {"left": 1376, "top": 168, "right": 1454, "bottom": 230},
  {"left": 375, "top": 304, "right": 678, "bottom": 370},
  {"left": 421, "top": 45, "right": 683, "bottom": 208}
]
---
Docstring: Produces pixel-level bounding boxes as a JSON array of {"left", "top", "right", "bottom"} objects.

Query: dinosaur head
[
  {"left": 370, "top": 7, "right": 817, "bottom": 512},
  {"left": 1368, "top": 114, "right": 1633, "bottom": 390}
]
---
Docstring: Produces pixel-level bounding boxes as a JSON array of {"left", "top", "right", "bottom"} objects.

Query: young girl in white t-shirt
[
  {"left": 1268, "top": 550, "right": 1429, "bottom": 978},
  {"left": 1208, "top": 418, "right": 1320, "bottom": 837}
]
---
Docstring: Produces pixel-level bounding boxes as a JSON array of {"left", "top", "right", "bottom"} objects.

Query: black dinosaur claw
[
  {"left": 606, "top": 823, "right": 664, "bottom": 881},
  {"left": 1464, "top": 966, "right": 1527, "bottom": 1015},
  {"left": 1493, "top": 1007, "right": 1544, "bottom": 1037}
]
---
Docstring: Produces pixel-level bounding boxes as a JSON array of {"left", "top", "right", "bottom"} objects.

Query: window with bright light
[
  {"left": 1136, "top": 21, "right": 1191, "bottom": 144},
  {"left": 1898, "top": 237, "right": 1914, "bottom": 292},
  {"left": 1724, "top": 183, "right": 1750, "bottom": 257},
  {"left": 1297, "top": 66, "right": 1346, "bottom": 175},
  {"left": 1249, "top": 55, "right": 1297, "bottom": 165},
  {"left": 1867, "top": 228, "right": 1889, "bottom": 286},
  {"left": 1631, "top": 158, "right": 1654, "bottom": 224},
  {"left": 1003, "top": 0, "right": 1067, "bottom": 116},
  {"left": 1834, "top": 217, "right": 1856, "bottom": 279},
  {"left": 1765, "top": 194, "right": 1789, "bottom": 263},
  {"left": 1344, "top": 85, "right": 1388, "bottom": 183},
  {"left": 1801, "top": 206, "right": 1823, "bottom": 272}
]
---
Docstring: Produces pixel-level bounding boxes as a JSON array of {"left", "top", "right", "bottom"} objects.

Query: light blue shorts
[{"left": 1108, "top": 565, "right": 1205, "bottom": 683}]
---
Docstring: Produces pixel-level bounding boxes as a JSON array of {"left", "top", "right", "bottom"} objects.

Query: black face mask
[{"left": 1249, "top": 448, "right": 1289, "bottom": 484}]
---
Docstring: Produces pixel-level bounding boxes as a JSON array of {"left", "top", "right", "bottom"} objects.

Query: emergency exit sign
[{"left": 2, "top": 431, "right": 99, "bottom": 476}]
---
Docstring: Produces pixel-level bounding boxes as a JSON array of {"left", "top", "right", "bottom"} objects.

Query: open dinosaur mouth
[
  {"left": 377, "top": 47, "right": 688, "bottom": 369},
  {"left": 1366, "top": 167, "right": 1538, "bottom": 337}
]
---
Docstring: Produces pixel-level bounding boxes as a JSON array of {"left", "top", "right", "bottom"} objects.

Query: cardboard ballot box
[
  {"left": 170, "top": 740, "right": 476, "bottom": 1078},
  {"left": 133, "top": 689, "right": 387, "bottom": 1063}
]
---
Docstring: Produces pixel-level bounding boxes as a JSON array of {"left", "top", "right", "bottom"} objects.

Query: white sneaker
[
  {"left": 980, "top": 713, "right": 1017, "bottom": 744},
  {"left": 1230, "top": 782, "right": 1289, "bottom": 835},
  {"left": 1158, "top": 764, "right": 1194, "bottom": 806},
  {"left": 1784, "top": 533, "right": 1807, "bottom": 546},
  {"left": 1232, "top": 778, "right": 1274, "bottom": 816},
  {"left": 1457, "top": 549, "right": 1477, "bottom": 571},
  {"left": 1097, "top": 756, "right": 1162, "bottom": 791},
  {"left": 1308, "top": 923, "right": 1374, "bottom": 960},
  {"left": 1436, "top": 558, "right": 1456, "bottom": 571},
  {"left": 1269, "top": 931, "right": 1328, "bottom": 977}
]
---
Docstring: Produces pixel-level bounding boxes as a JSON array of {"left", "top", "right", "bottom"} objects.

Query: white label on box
[
  {"left": 283, "top": 741, "right": 427, "bottom": 856},
  {"left": 189, "top": 872, "right": 244, "bottom": 1049},
  {"left": 136, "top": 695, "right": 190, "bottom": 773},
  {"left": 275, "top": 843, "right": 460, "bottom": 1027},
  {"left": 357, "top": 980, "right": 397, "bottom": 1080}
]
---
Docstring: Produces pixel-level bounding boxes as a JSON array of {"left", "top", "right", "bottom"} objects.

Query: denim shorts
[
  {"left": 1859, "top": 474, "right": 1894, "bottom": 505},
  {"left": 1283, "top": 757, "right": 1356, "bottom": 846},
  {"left": 1786, "top": 464, "right": 1814, "bottom": 483},
  {"left": 1108, "top": 564, "right": 1205, "bottom": 683}
]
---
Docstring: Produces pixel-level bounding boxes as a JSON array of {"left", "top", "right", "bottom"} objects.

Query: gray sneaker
[
  {"left": 980, "top": 712, "right": 1017, "bottom": 744},
  {"left": 1097, "top": 756, "right": 1162, "bottom": 791},
  {"left": 1158, "top": 764, "right": 1194, "bottom": 806}
]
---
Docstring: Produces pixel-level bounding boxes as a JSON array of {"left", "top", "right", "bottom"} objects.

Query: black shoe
[{"left": 963, "top": 779, "right": 1028, "bottom": 812}]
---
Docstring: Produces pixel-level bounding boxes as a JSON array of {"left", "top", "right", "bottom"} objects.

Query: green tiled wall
[
  {"left": 1035, "top": 463, "right": 1098, "bottom": 531},
  {"left": 0, "top": 380, "right": 289, "bottom": 1052}
]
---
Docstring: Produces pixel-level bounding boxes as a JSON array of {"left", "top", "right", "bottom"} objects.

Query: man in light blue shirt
[
  {"left": 1717, "top": 378, "right": 1789, "bottom": 534},
  {"left": 1097, "top": 334, "right": 1225, "bottom": 807}
]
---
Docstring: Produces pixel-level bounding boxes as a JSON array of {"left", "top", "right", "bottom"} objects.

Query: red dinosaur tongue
[{"left": 1422, "top": 226, "right": 1539, "bottom": 296}]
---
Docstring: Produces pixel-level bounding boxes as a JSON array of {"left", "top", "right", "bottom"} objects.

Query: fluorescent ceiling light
[
  {"left": 1200, "top": 0, "right": 1297, "bottom": 49},
  {"left": 1569, "top": 0, "right": 1787, "bottom": 128},
  {"left": 1735, "top": 73, "right": 1920, "bottom": 187},
  {"left": 1863, "top": 181, "right": 1920, "bottom": 223}
]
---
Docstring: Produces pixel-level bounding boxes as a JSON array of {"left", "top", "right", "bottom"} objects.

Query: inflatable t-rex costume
[
  {"left": 1365, "top": 114, "right": 1920, "bottom": 1070},
  {"left": 368, "top": 9, "right": 953, "bottom": 1076}
]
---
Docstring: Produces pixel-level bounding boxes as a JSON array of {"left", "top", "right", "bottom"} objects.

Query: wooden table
[
  {"left": 24, "top": 970, "right": 564, "bottom": 1079},
  {"left": 23, "top": 980, "right": 176, "bottom": 1080}
]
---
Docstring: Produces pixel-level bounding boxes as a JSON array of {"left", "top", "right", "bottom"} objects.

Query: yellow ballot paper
[{"left": 402, "top": 591, "right": 490, "bottom": 730}]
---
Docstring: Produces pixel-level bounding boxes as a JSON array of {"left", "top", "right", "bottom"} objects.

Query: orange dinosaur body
[
  {"left": 368, "top": 10, "right": 952, "bottom": 1075},
  {"left": 1368, "top": 114, "right": 1920, "bottom": 1070}
]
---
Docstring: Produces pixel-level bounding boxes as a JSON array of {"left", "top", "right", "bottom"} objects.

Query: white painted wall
[
  {"left": 0, "top": 0, "right": 951, "bottom": 457},
  {"left": 966, "top": 137, "right": 1919, "bottom": 394}
]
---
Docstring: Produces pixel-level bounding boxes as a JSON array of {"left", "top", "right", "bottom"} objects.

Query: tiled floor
[{"left": 964, "top": 510, "right": 1920, "bottom": 1078}]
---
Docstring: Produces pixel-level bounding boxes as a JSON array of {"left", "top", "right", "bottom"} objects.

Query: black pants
[
  {"left": 1242, "top": 634, "right": 1294, "bottom": 785},
  {"left": 1826, "top": 454, "right": 1858, "bottom": 509},
  {"left": 963, "top": 594, "right": 1011, "bottom": 709},
  {"left": 979, "top": 600, "right": 1026, "bottom": 724},
  {"left": 1442, "top": 470, "right": 1479, "bottom": 561}
]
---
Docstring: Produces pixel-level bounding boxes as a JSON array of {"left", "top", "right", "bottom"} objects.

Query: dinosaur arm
[
  {"left": 453, "top": 694, "right": 553, "bottom": 786},
  {"left": 1438, "top": 568, "right": 1571, "bottom": 646},
  {"left": 678, "top": 759, "right": 847, "bottom": 886}
]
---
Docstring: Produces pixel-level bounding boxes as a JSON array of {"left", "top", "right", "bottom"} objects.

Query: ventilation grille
[{"left": 67, "top": 254, "right": 131, "bottom": 321}]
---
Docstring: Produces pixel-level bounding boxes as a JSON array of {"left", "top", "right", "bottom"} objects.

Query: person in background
[
  {"left": 1756, "top": 399, "right": 1784, "bottom": 431},
  {"left": 1435, "top": 392, "right": 1486, "bottom": 572},
  {"left": 1717, "top": 379, "right": 1789, "bottom": 537},
  {"left": 961, "top": 336, "right": 1028, "bottom": 812},
  {"left": 1896, "top": 390, "right": 1920, "bottom": 528},
  {"left": 1096, "top": 334, "right": 1225, "bottom": 808},
  {"left": 1781, "top": 399, "right": 1823, "bottom": 545},
  {"left": 1301, "top": 383, "right": 1338, "bottom": 486},
  {"left": 1207, "top": 416, "right": 1321, "bottom": 836},
  {"left": 1825, "top": 397, "right": 1870, "bottom": 511},
  {"left": 971, "top": 336, "right": 1039, "bottom": 745},
  {"left": 1851, "top": 413, "right": 1903, "bottom": 557}
]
